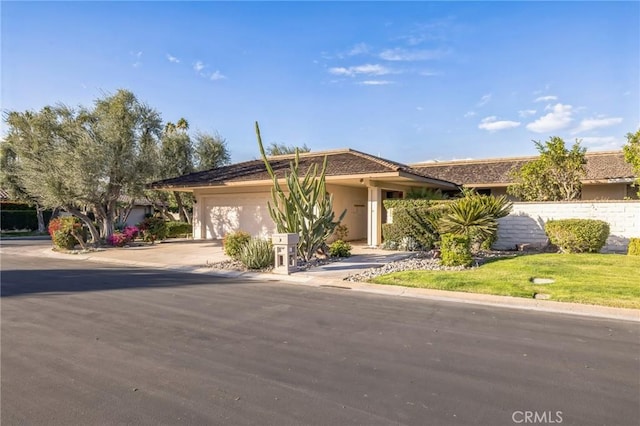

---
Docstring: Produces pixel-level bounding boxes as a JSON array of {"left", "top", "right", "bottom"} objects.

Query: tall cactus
[{"left": 256, "top": 122, "right": 346, "bottom": 261}]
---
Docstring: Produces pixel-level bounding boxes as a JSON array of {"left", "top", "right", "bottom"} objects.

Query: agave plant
[{"left": 438, "top": 193, "right": 512, "bottom": 250}]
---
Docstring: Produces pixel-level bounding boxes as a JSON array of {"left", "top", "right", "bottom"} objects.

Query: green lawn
[{"left": 372, "top": 253, "right": 640, "bottom": 309}]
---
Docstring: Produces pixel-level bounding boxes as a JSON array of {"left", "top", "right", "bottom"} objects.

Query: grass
[{"left": 371, "top": 253, "right": 640, "bottom": 309}]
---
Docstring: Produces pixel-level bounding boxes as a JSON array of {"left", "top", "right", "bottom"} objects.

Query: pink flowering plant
[{"left": 107, "top": 225, "right": 139, "bottom": 247}]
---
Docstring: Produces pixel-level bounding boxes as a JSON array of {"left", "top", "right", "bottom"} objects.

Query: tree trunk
[
  {"left": 36, "top": 205, "right": 46, "bottom": 233},
  {"left": 67, "top": 207, "right": 101, "bottom": 244},
  {"left": 174, "top": 191, "right": 188, "bottom": 223}
]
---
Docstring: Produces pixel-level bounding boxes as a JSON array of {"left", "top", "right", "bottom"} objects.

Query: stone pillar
[
  {"left": 272, "top": 233, "right": 299, "bottom": 274},
  {"left": 367, "top": 187, "right": 382, "bottom": 247}
]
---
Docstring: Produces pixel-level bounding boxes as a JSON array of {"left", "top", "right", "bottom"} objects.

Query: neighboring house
[
  {"left": 411, "top": 151, "right": 636, "bottom": 200},
  {"left": 116, "top": 195, "right": 157, "bottom": 227},
  {"left": 149, "top": 149, "right": 459, "bottom": 246}
]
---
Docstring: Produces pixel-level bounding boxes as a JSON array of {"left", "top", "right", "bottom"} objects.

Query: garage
[{"left": 201, "top": 193, "right": 275, "bottom": 239}]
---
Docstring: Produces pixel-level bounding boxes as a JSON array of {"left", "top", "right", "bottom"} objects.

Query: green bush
[
  {"left": 166, "top": 221, "right": 192, "bottom": 238},
  {"left": 382, "top": 223, "right": 403, "bottom": 247},
  {"left": 223, "top": 230, "right": 251, "bottom": 260},
  {"left": 627, "top": 238, "right": 640, "bottom": 256},
  {"left": 329, "top": 239, "right": 351, "bottom": 257},
  {"left": 48, "top": 216, "right": 84, "bottom": 250},
  {"left": 544, "top": 219, "right": 610, "bottom": 253},
  {"left": 438, "top": 194, "right": 512, "bottom": 251},
  {"left": 138, "top": 217, "right": 168, "bottom": 243},
  {"left": 238, "top": 238, "right": 274, "bottom": 269},
  {"left": 440, "top": 233, "right": 472, "bottom": 267},
  {"left": 385, "top": 205, "right": 445, "bottom": 250}
]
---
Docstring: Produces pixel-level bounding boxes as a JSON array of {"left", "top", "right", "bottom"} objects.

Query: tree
[
  {"left": 508, "top": 137, "right": 586, "bottom": 201},
  {"left": 160, "top": 119, "right": 194, "bottom": 223},
  {"left": 193, "top": 132, "right": 231, "bottom": 171},
  {"left": 266, "top": 142, "right": 310, "bottom": 156},
  {"left": 623, "top": 129, "right": 640, "bottom": 197},
  {"left": 0, "top": 141, "right": 48, "bottom": 232},
  {"left": 256, "top": 122, "right": 345, "bottom": 261},
  {"left": 2, "top": 90, "right": 163, "bottom": 242}
]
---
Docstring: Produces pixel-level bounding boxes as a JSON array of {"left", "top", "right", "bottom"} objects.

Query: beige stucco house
[
  {"left": 149, "top": 149, "right": 459, "bottom": 246},
  {"left": 411, "top": 151, "right": 636, "bottom": 200}
]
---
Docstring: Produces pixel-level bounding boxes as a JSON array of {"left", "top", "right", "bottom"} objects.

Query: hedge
[
  {"left": 1, "top": 210, "right": 53, "bottom": 231},
  {"left": 166, "top": 221, "right": 192, "bottom": 238},
  {"left": 544, "top": 219, "right": 610, "bottom": 253}
]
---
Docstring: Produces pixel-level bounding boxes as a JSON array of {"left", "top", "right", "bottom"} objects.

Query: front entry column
[{"left": 367, "top": 187, "right": 382, "bottom": 247}]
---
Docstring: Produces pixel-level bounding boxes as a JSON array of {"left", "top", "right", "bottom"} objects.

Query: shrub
[
  {"left": 138, "top": 217, "right": 167, "bottom": 243},
  {"left": 329, "top": 239, "right": 351, "bottom": 257},
  {"left": 223, "top": 230, "right": 251, "bottom": 260},
  {"left": 627, "top": 238, "right": 640, "bottom": 256},
  {"left": 438, "top": 194, "right": 512, "bottom": 251},
  {"left": 440, "top": 233, "right": 472, "bottom": 267},
  {"left": 48, "top": 216, "right": 84, "bottom": 250},
  {"left": 166, "top": 221, "right": 192, "bottom": 238},
  {"left": 386, "top": 205, "right": 445, "bottom": 250},
  {"left": 333, "top": 224, "right": 349, "bottom": 240},
  {"left": 544, "top": 219, "right": 610, "bottom": 253},
  {"left": 238, "top": 238, "right": 274, "bottom": 269},
  {"left": 107, "top": 226, "right": 139, "bottom": 247},
  {"left": 382, "top": 223, "right": 403, "bottom": 248}
]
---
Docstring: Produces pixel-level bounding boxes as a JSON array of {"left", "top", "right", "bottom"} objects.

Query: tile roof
[
  {"left": 149, "top": 149, "right": 458, "bottom": 189},
  {"left": 411, "top": 151, "right": 634, "bottom": 186}
]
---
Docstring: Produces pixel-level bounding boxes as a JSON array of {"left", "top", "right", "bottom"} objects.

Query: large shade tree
[{"left": 2, "top": 90, "right": 163, "bottom": 242}]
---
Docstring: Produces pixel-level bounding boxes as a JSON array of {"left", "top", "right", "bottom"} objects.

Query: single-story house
[
  {"left": 149, "top": 149, "right": 459, "bottom": 246},
  {"left": 411, "top": 151, "right": 636, "bottom": 200}
]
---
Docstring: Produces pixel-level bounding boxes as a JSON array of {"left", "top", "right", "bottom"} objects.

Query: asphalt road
[{"left": 1, "top": 251, "right": 639, "bottom": 425}]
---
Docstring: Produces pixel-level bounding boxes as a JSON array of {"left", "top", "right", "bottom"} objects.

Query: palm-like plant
[{"left": 438, "top": 192, "right": 512, "bottom": 250}]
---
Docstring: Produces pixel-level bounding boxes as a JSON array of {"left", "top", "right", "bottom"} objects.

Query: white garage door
[{"left": 203, "top": 194, "right": 275, "bottom": 239}]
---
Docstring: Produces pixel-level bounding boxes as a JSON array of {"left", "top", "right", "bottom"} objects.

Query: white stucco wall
[{"left": 495, "top": 201, "right": 640, "bottom": 253}]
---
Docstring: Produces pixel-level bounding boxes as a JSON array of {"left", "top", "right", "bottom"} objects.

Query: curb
[{"left": 17, "top": 246, "right": 640, "bottom": 323}]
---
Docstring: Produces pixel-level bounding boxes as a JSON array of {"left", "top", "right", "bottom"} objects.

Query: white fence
[{"left": 495, "top": 201, "right": 640, "bottom": 253}]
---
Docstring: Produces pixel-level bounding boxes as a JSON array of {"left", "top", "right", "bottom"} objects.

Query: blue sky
[{"left": 2, "top": 1, "right": 638, "bottom": 164}]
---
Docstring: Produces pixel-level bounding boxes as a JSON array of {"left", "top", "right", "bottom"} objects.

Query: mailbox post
[{"left": 272, "top": 233, "right": 299, "bottom": 275}]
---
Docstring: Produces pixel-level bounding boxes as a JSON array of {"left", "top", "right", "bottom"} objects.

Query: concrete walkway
[{"left": 14, "top": 238, "right": 640, "bottom": 322}]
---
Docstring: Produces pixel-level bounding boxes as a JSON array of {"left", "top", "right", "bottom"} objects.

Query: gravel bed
[{"left": 344, "top": 250, "right": 516, "bottom": 282}]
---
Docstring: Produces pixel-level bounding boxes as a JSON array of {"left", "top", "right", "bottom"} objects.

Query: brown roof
[
  {"left": 149, "top": 149, "right": 458, "bottom": 189},
  {"left": 411, "top": 151, "right": 634, "bottom": 186}
]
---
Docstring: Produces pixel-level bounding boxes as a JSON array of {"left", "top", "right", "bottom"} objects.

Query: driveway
[{"left": 2, "top": 253, "right": 639, "bottom": 425}]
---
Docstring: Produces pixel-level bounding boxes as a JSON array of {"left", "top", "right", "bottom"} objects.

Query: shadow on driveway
[{"left": 1, "top": 266, "right": 247, "bottom": 298}]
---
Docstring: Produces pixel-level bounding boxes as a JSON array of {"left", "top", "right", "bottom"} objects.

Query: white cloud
[
  {"left": 166, "top": 54, "right": 180, "bottom": 63},
  {"left": 328, "top": 64, "right": 392, "bottom": 77},
  {"left": 526, "top": 103, "right": 574, "bottom": 133},
  {"left": 518, "top": 109, "right": 537, "bottom": 117},
  {"left": 419, "top": 70, "right": 441, "bottom": 77},
  {"left": 476, "top": 94, "right": 492, "bottom": 107},
  {"left": 579, "top": 136, "right": 623, "bottom": 151},
  {"left": 359, "top": 80, "right": 393, "bottom": 86},
  {"left": 534, "top": 95, "right": 558, "bottom": 102},
  {"left": 193, "top": 61, "right": 205, "bottom": 72},
  {"left": 571, "top": 116, "right": 623, "bottom": 134},
  {"left": 379, "top": 48, "right": 448, "bottom": 61},
  {"left": 416, "top": 106, "right": 424, "bottom": 111},
  {"left": 131, "top": 51, "right": 142, "bottom": 68},
  {"left": 478, "top": 116, "right": 521, "bottom": 131},
  {"left": 347, "top": 43, "right": 370, "bottom": 56},
  {"left": 464, "top": 111, "right": 476, "bottom": 118},
  {"left": 209, "top": 70, "right": 226, "bottom": 81}
]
